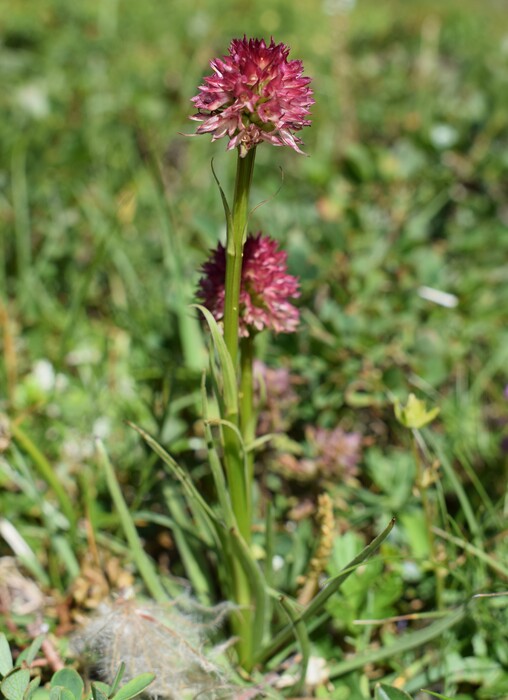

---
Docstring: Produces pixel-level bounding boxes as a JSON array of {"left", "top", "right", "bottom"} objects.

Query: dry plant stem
[{"left": 411, "top": 429, "right": 443, "bottom": 609}]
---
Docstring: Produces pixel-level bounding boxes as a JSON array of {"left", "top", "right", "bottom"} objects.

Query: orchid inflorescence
[
  {"left": 197, "top": 232, "right": 300, "bottom": 337},
  {"left": 191, "top": 36, "right": 314, "bottom": 157}
]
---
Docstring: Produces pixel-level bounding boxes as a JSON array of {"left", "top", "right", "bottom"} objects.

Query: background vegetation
[{"left": 1, "top": 0, "right": 508, "bottom": 697}]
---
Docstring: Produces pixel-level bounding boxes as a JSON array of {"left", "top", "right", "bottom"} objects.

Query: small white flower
[{"left": 32, "top": 359, "right": 55, "bottom": 391}]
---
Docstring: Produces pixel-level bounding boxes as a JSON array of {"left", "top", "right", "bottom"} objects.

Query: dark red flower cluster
[
  {"left": 190, "top": 37, "right": 314, "bottom": 156},
  {"left": 197, "top": 233, "right": 300, "bottom": 337}
]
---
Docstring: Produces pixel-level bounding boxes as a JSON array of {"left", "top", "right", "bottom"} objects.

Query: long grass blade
[
  {"left": 433, "top": 526, "right": 508, "bottom": 579},
  {"left": 201, "top": 376, "right": 236, "bottom": 530},
  {"left": 424, "top": 430, "right": 480, "bottom": 538},
  {"left": 328, "top": 606, "right": 466, "bottom": 678},
  {"left": 163, "top": 485, "right": 213, "bottom": 603},
  {"left": 11, "top": 424, "right": 77, "bottom": 535},
  {"left": 96, "top": 439, "right": 169, "bottom": 602},
  {"left": 278, "top": 595, "right": 310, "bottom": 696},
  {"left": 230, "top": 528, "right": 269, "bottom": 654},
  {"left": 127, "top": 421, "right": 220, "bottom": 537},
  {"left": 256, "top": 517, "right": 396, "bottom": 665},
  {"left": 192, "top": 304, "right": 238, "bottom": 418}
]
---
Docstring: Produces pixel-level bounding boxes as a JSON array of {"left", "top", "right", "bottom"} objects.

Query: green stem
[
  {"left": 220, "top": 148, "right": 256, "bottom": 670},
  {"left": 223, "top": 148, "right": 256, "bottom": 369},
  {"left": 221, "top": 149, "right": 256, "bottom": 548}
]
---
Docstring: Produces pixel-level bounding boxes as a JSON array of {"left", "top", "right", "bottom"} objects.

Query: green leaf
[
  {"left": 49, "top": 689, "right": 75, "bottom": 700},
  {"left": 90, "top": 684, "right": 109, "bottom": 700},
  {"left": 375, "top": 684, "right": 414, "bottom": 700},
  {"left": 127, "top": 422, "right": 221, "bottom": 543},
  {"left": 108, "top": 663, "right": 125, "bottom": 697},
  {"left": 23, "top": 676, "right": 40, "bottom": 700},
  {"left": 16, "top": 636, "right": 44, "bottom": 668},
  {"left": 201, "top": 376, "right": 236, "bottom": 530},
  {"left": 230, "top": 527, "right": 269, "bottom": 653},
  {"left": 90, "top": 683, "right": 110, "bottom": 698},
  {"left": 328, "top": 606, "right": 465, "bottom": 678},
  {"left": 96, "top": 439, "right": 169, "bottom": 603},
  {"left": 256, "top": 517, "right": 396, "bottom": 665},
  {"left": 210, "top": 160, "right": 233, "bottom": 239},
  {"left": 10, "top": 425, "right": 77, "bottom": 536},
  {"left": 1, "top": 669, "right": 31, "bottom": 700},
  {"left": 278, "top": 596, "right": 310, "bottom": 696},
  {"left": 424, "top": 692, "right": 455, "bottom": 700},
  {"left": 110, "top": 674, "right": 155, "bottom": 700},
  {"left": 163, "top": 485, "right": 214, "bottom": 602},
  {"left": 192, "top": 305, "right": 238, "bottom": 418},
  {"left": 0, "top": 634, "right": 13, "bottom": 677},
  {"left": 50, "top": 670, "right": 84, "bottom": 700}
]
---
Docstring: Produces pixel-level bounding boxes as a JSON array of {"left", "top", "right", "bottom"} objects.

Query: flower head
[
  {"left": 197, "top": 232, "right": 300, "bottom": 337},
  {"left": 190, "top": 37, "right": 314, "bottom": 157},
  {"left": 277, "top": 427, "right": 362, "bottom": 482}
]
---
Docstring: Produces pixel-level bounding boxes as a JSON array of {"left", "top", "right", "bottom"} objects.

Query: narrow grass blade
[
  {"left": 211, "top": 159, "right": 233, "bottom": 236},
  {"left": 201, "top": 375, "right": 236, "bottom": 529},
  {"left": 192, "top": 305, "right": 238, "bottom": 418},
  {"left": 127, "top": 421, "right": 221, "bottom": 541},
  {"left": 138, "top": 136, "right": 206, "bottom": 372},
  {"left": 375, "top": 684, "right": 413, "bottom": 700},
  {"left": 96, "top": 439, "right": 168, "bottom": 602},
  {"left": 424, "top": 431, "right": 480, "bottom": 538},
  {"left": 433, "top": 526, "right": 508, "bottom": 579},
  {"left": 264, "top": 501, "right": 274, "bottom": 585},
  {"left": 52, "top": 535, "right": 80, "bottom": 580},
  {"left": 305, "top": 518, "right": 396, "bottom": 619},
  {"left": 256, "top": 518, "right": 395, "bottom": 665},
  {"left": 230, "top": 528, "right": 269, "bottom": 653},
  {"left": 327, "top": 606, "right": 465, "bottom": 678},
  {"left": 278, "top": 596, "right": 310, "bottom": 696},
  {"left": 163, "top": 486, "right": 213, "bottom": 603},
  {"left": 108, "top": 663, "right": 125, "bottom": 697},
  {"left": 16, "top": 635, "right": 44, "bottom": 668},
  {"left": 11, "top": 425, "right": 76, "bottom": 535},
  {"left": 0, "top": 518, "right": 50, "bottom": 587},
  {"left": 134, "top": 511, "right": 204, "bottom": 545}
]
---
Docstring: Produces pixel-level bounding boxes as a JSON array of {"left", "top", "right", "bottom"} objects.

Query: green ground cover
[{"left": 1, "top": 0, "right": 508, "bottom": 697}]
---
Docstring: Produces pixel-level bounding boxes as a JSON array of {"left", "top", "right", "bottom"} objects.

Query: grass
[{"left": 1, "top": 0, "right": 508, "bottom": 697}]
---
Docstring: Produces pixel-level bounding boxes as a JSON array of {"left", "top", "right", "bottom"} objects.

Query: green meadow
[{"left": 1, "top": 0, "right": 508, "bottom": 697}]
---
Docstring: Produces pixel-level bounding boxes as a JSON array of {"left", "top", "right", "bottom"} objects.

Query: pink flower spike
[
  {"left": 197, "top": 233, "right": 300, "bottom": 337},
  {"left": 191, "top": 37, "right": 314, "bottom": 157}
]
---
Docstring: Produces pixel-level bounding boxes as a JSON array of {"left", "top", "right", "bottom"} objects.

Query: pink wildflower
[
  {"left": 190, "top": 37, "right": 314, "bottom": 157},
  {"left": 197, "top": 233, "right": 300, "bottom": 337},
  {"left": 277, "top": 427, "right": 362, "bottom": 482}
]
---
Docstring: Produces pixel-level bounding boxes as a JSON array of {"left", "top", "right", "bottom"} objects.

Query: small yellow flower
[{"left": 394, "top": 393, "right": 440, "bottom": 429}]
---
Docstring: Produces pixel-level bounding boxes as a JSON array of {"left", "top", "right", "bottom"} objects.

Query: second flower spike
[{"left": 198, "top": 232, "right": 300, "bottom": 337}]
